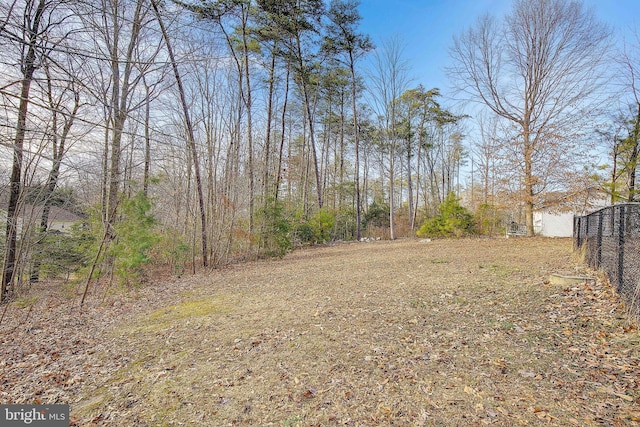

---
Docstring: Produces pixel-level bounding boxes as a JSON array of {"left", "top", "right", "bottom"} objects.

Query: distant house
[
  {"left": 21, "top": 204, "right": 83, "bottom": 233},
  {"left": 0, "top": 186, "right": 84, "bottom": 238},
  {"left": 533, "top": 187, "right": 608, "bottom": 237},
  {"left": 0, "top": 204, "right": 83, "bottom": 238}
]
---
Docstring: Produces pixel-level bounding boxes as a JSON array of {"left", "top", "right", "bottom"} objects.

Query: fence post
[
  {"left": 585, "top": 214, "right": 591, "bottom": 265},
  {"left": 585, "top": 214, "right": 589, "bottom": 238},
  {"left": 617, "top": 205, "right": 625, "bottom": 292},
  {"left": 596, "top": 211, "right": 603, "bottom": 268}
]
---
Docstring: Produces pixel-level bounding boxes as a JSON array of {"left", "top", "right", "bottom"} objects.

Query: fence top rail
[{"left": 574, "top": 202, "right": 640, "bottom": 220}]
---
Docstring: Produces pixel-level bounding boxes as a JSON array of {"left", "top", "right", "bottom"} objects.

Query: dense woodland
[{"left": 1, "top": 0, "right": 639, "bottom": 301}]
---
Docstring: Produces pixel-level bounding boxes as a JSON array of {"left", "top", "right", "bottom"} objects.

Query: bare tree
[
  {"left": 611, "top": 33, "right": 640, "bottom": 203},
  {"left": 472, "top": 112, "right": 503, "bottom": 206},
  {"left": 449, "top": 0, "right": 610, "bottom": 235},
  {"left": 176, "top": 1, "right": 259, "bottom": 233},
  {"left": 29, "top": 61, "right": 82, "bottom": 283},
  {"left": 80, "top": 0, "right": 162, "bottom": 231},
  {"left": 151, "top": 0, "right": 209, "bottom": 267},
  {"left": 0, "top": 0, "right": 73, "bottom": 300},
  {"left": 367, "top": 36, "right": 411, "bottom": 240}
]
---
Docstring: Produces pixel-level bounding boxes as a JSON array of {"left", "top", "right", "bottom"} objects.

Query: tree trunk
[
  {"left": 524, "top": 130, "right": 535, "bottom": 236},
  {"left": 151, "top": 0, "right": 208, "bottom": 267},
  {"left": 2, "top": 0, "right": 46, "bottom": 300},
  {"left": 275, "top": 64, "right": 291, "bottom": 200},
  {"left": 143, "top": 78, "right": 152, "bottom": 197},
  {"left": 350, "top": 57, "right": 362, "bottom": 240},
  {"left": 294, "top": 32, "right": 322, "bottom": 209},
  {"left": 105, "top": 0, "right": 147, "bottom": 234},
  {"left": 389, "top": 153, "right": 396, "bottom": 240},
  {"left": 30, "top": 69, "right": 80, "bottom": 284},
  {"left": 407, "top": 145, "right": 414, "bottom": 231},
  {"left": 302, "top": 83, "right": 323, "bottom": 209},
  {"left": 240, "top": 5, "right": 255, "bottom": 233},
  {"left": 389, "top": 109, "right": 397, "bottom": 240},
  {"left": 339, "top": 92, "right": 345, "bottom": 208},
  {"left": 264, "top": 42, "right": 277, "bottom": 201},
  {"left": 627, "top": 103, "right": 640, "bottom": 202}
]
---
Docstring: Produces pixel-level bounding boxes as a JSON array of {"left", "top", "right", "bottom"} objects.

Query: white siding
[{"left": 534, "top": 211, "right": 574, "bottom": 237}]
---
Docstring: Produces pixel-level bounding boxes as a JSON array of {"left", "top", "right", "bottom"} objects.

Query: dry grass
[{"left": 2, "top": 238, "right": 640, "bottom": 426}]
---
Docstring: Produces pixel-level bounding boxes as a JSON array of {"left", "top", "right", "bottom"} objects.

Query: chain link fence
[{"left": 574, "top": 203, "right": 640, "bottom": 319}]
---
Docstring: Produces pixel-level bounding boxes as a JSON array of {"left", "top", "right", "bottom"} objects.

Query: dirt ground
[{"left": 1, "top": 237, "right": 640, "bottom": 426}]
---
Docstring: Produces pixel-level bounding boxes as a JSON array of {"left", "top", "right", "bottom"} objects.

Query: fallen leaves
[
  {"left": 302, "top": 387, "right": 317, "bottom": 399},
  {"left": 598, "top": 386, "right": 635, "bottom": 402},
  {"left": 1, "top": 238, "right": 639, "bottom": 426}
]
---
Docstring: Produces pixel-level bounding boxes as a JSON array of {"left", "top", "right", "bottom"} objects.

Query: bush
[
  {"left": 109, "top": 192, "right": 160, "bottom": 285},
  {"left": 293, "top": 221, "right": 316, "bottom": 244},
  {"left": 149, "top": 227, "right": 190, "bottom": 276},
  {"left": 37, "top": 224, "right": 94, "bottom": 280},
  {"left": 257, "top": 198, "right": 293, "bottom": 258},
  {"left": 333, "top": 207, "right": 357, "bottom": 241},
  {"left": 309, "top": 208, "right": 335, "bottom": 242},
  {"left": 363, "top": 201, "right": 390, "bottom": 229},
  {"left": 417, "top": 192, "right": 476, "bottom": 238},
  {"left": 292, "top": 208, "right": 337, "bottom": 244},
  {"left": 475, "top": 203, "right": 505, "bottom": 236}
]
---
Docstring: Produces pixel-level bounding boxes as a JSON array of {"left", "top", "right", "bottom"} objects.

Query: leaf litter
[{"left": 1, "top": 238, "right": 639, "bottom": 425}]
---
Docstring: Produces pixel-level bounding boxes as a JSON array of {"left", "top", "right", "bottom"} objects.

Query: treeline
[
  {"left": 0, "top": 0, "right": 472, "bottom": 300},
  {"left": 4, "top": 0, "right": 635, "bottom": 301}
]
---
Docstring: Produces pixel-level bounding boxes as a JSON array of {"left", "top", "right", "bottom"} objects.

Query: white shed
[
  {"left": 533, "top": 188, "right": 608, "bottom": 237},
  {"left": 534, "top": 211, "right": 574, "bottom": 237}
]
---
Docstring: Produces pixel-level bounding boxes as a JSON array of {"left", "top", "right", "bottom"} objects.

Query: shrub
[
  {"left": 309, "top": 208, "right": 335, "bottom": 242},
  {"left": 333, "top": 207, "right": 357, "bottom": 241},
  {"left": 417, "top": 192, "right": 476, "bottom": 238},
  {"left": 293, "top": 221, "right": 316, "bottom": 244},
  {"left": 257, "top": 198, "right": 293, "bottom": 258},
  {"left": 37, "top": 224, "right": 93, "bottom": 280},
  {"left": 149, "top": 227, "right": 190, "bottom": 276},
  {"left": 109, "top": 192, "right": 160, "bottom": 285},
  {"left": 292, "top": 208, "right": 337, "bottom": 244},
  {"left": 475, "top": 203, "right": 505, "bottom": 236},
  {"left": 363, "top": 201, "right": 390, "bottom": 229}
]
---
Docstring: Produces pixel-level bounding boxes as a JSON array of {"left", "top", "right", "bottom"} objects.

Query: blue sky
[{"left": 357, "top": 0, "right": 640, "bottom": 96}]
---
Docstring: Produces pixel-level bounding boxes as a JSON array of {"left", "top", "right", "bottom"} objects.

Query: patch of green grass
[
  {"left": 501, "top": 321, "right": 515, "bottom": 330},
  {"left": 132, "top": 298, "right": 231, "bottom": 332},
  {"left": 486, "top": 317, "right": 516, "bottom": 331},
  {"left": 478, "top": 263, "right": 518, "bottom": 278},
  {"left": 282, "top": 415, "right": 304, "bottom": 427},
  {"left": 148, "top": 299, "right": 226, "bottom": 320},
  {"left": 13, "top": 296, "right": 38, "bottom": 308},
  {"left": 71, "top": 387, "right": 110, "bottom": 418}
]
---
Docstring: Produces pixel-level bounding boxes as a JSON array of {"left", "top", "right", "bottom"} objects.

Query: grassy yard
[{"left": 2, "top": 238, "right": 639, "bottom": 425}]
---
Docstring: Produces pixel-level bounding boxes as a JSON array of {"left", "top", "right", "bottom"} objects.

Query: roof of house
[
  {"left": 0, "top": 186, "right": 84, "bottom": 224},
  {"left": 19, "top": 204, "right": 83, "bottom": 223}
]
